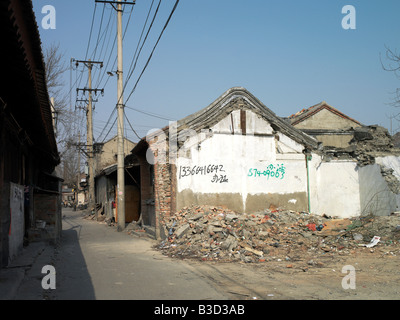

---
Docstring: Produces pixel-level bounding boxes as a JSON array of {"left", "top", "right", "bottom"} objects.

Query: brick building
[
  {"left": 132, "top": 87, "right": 320, "bottom": 239},
  {"left": 131, "top": 88, "right": 400, "bottom": 239}
]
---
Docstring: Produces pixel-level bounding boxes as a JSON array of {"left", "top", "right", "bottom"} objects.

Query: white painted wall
[
  {"left": 376, "top": 155, "right": 400, "bottom": 181},
  {"left": 310, "top": 158, "right": 361, "bottom": 218},
  {"left": 310, "top": 155, "right": 400, "bottom": 218},
  {"left": 358, "top": 163, "right": 398, "bottom": 216},
  {"left": 367, "top": 156, "right": 400, "bottom": 214},
  {"left": 174, "top": 109, "right": 400, "bottom": 217},
  {"left": 176, "top": 110, "right": 308, "bottom": 212}
]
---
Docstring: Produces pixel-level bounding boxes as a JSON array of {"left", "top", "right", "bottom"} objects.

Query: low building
[
  {"left": 131, "top": 88, "right": 400, "bottom": 239},
  {"left": 94, "top": 135, "right": 136, "bottom": 176},
  {"left": 61, "top": 185, "right": 74, "bottom": 207},
  {"left": 288, "top": 101, "right": 362, "bottom": 149},
  {"left": 94, "top": 138, "right": 140, "bottom": 222},
  {"left": 132, "top": 87, "right": 320, "bottom": 238}
]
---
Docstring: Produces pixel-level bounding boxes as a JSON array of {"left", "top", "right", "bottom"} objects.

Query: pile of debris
[
  {"left": 156, "top": 205, "right": 400, "bottom": 263},
  {"left": 352, "top": 125, "right": 400, "bottom": 166},
  {"left": 322, "top": 125, "right": 400, "bottom": 166}
]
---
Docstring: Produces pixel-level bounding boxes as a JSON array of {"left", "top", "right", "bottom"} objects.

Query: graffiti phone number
[
  {"left": 248, "top": 164, "right": 285, "bottom": 180},
  {"left": 178, "top": 165, "right": 228, "bottom": 183}
]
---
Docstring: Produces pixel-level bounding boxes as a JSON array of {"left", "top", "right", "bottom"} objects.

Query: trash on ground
[{"left": 155, "top": 205, "right": 400, "bottom": 264}]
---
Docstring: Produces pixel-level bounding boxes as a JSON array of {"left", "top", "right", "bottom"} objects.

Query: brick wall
[{"left": 138, "top": 154, "right": 155, "bottom": 226}]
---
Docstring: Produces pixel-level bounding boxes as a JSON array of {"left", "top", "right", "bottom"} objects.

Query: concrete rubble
[
  {"left": 322, "top": 125, "right": 400, "bottom": 166},
  {"left": 156, "top": 205, "right": 400, "bottom": 264}
]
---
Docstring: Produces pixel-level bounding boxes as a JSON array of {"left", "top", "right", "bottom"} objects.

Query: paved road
[{"left": 15, "top": 207, "right": 229, "bottom": 300}]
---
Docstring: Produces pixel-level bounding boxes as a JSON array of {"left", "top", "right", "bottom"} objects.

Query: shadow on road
[{"left": 54, "top": 209, "right": 96, "bottom": 299}]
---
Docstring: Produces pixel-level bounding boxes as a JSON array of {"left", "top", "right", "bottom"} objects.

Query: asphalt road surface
[{"left": 16, "top": 207, "right": 231, "bottom": 300}]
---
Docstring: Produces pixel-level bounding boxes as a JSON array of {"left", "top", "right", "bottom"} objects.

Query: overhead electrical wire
[
  {"left": 96, "top": 5, "right": 134, "bottom": 89},
  {"left": 85, "top": 3, "right": 98, "bottom": 60},
  {"left": 91, "top": 7, "right": 115, "bottom": 84},
  {"left": 102, "top": 0, "right": 179, "bottom": 141},
  {"left": 124, "top": 0, "right": 180, "bottom": 106},
  {"left": 124, "top": 0, "right": 158, "bottom": 90},
  {"left": 124, "top": 112, "right": 142, "bottom": 140},
  {"left": 88, "top": 0, "right": 181, "bottom": 143},
  {"left": 94, "top": 0, "right": 156, "bottom": 142},
  {"left": 125, "top": 106, "right": 173, "bottom": 121},
  {"left": 90, "top": 3, "right": 106, "bottom": 61}
]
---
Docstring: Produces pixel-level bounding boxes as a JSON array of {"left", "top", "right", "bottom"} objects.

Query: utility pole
[
  {"left": 76, "top": 130, "right": 81, "bottom": 211},
  {"left": 116, "top": 1, "right": 125, "bottom": 232},
  {"left": 96, "top": 0, "right": 135, "bottom": 231},
  {"left": 75, "top": 59, "right": 104, "bottom": 217}
]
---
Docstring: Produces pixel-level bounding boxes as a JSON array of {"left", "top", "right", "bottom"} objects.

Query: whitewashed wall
[
  {"left": 372, "top": 155, "right": 400, "bottom": 214},
  {"left": 358, "top": 163, "right": 398, "bottom": 216},
  {"left": 309, "top": 155, "right": 400, "bottom": 218},
  {"left": 173, "top": 109, "right": 400, "bottom": 217},
  {"left": 176, "top": 110, "right": 309, "bottom": 212},
  {"left": 309, "top": 157, "right": 361, "bottom": 218}
]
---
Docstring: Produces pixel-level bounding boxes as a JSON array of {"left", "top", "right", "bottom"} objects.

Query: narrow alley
[
  {"left": 15, "top": 207, "right": 233, "bottom": 300},
  {"left": 11, "top": 206, "right": 400, "bottom": 302}
]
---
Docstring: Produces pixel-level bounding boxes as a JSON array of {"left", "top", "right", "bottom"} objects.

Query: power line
[
  {"left": 91, "top": 7, "right": 114, "bottom": 83},
  {"left": 102, "top": 114, "right": 117, "bottom": 143},
  {"left": 124, "top": 112, "right": 141, "bottom": 140},
  {"left": 124, "top": 0, "right": 180, "bottom": 105},
  {"left": 125, "top": 105, "right": 174, "bottom": 121},
  {"left": 96, "top": 5, "right": 134, "bottom": 89},
  {"left": 85, "top": 3, "right": 98, "bottom": 60},
  {"left": 125, "top": 0, "right": 158, "bottom": 88},
  {"left": 97, "top": 106, "right": 117, "bottom": 142},
  {"left": 90, "top": 3, "right": 106, "bottom": 61}
]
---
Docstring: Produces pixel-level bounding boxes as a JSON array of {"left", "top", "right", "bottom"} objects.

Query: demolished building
[{"left": 130, "top": 87, "right": 400, "bottom": 239}]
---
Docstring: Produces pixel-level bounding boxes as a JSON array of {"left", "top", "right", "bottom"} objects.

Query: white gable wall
[
  {"left": 173, "top": 107, "right": 400, "bottom": 217},
  {"left": 176, "top": 110, "right": 309, "bottom": 213}
]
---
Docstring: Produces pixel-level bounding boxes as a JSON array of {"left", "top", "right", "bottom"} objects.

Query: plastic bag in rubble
[{"left": 360, "top": 236, "right": 381, "bottom": 248}]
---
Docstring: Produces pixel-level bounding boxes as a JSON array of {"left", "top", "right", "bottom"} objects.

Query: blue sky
[{"left": 33, "top": 0, "right": 400, "bottom": 143}]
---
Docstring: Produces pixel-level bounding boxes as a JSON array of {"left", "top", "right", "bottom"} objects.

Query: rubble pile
[
  {"left": 352, "top": 125, "right": 394, "bottom": 153},
  {"left": 323, "top": 125, "right": 400, "bottom": 166},
  {"left": 157, "top": 205, "right": 400, "bottom": 263},
  {"left": 351, "top": 125, "right": 400, "bottom": 166}
]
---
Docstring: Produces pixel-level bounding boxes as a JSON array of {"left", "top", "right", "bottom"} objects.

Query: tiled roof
[{"left": 289, "top": 101, "right": 362, "bottom": 126}]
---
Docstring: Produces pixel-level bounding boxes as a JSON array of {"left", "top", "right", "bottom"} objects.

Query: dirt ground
[
  {"left": 185, "top": 243, "right": 400, "bottom": 300},
  {"left": 147, "top": 206, "right": 400, "bottom": 299}
]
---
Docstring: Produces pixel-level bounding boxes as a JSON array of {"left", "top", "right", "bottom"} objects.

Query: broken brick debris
[{"left": 156, "top": 205, "right": 400, "bottom": 264}]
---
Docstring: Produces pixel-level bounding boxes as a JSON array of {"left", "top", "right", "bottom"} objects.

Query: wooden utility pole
[
  {"left": 75, "top": 59, "right": 103, "bottom": 216},
  {"left": 96, "top": 0, "right": 135, "bottom": 231}
]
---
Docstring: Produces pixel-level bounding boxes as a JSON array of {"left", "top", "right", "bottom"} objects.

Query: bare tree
[
  {"left": 381, "top": 46, "right": 400, "bottom": 108},
  {"left": 44, "top": 42, "right": 71, "bottom": 144},
  {"left": 44, "top": 42, "right": 80, "bottom": 184}
]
